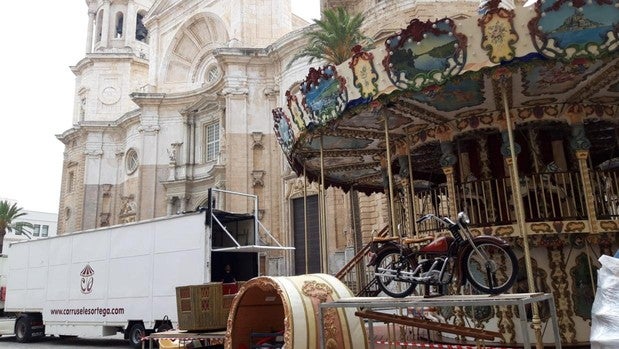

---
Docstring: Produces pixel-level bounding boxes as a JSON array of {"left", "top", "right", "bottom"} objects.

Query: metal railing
[
  {"left": 411, "top": 171, "right": 593, "bottom": 232},
  {"left": 591, "top": 170, "right": 619, "bottom": 220},
  {"left": 336, "top": 225, "right": 389, "bottom": 296},
  {"left": 335, "top": 169, "right": 618, "bottom": 295}
]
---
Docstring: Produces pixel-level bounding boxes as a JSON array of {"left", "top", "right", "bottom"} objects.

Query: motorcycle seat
[{"left": 402, "top": 236, "right": 434, "bottom": 245}]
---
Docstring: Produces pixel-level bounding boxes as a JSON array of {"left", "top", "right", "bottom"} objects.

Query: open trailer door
[{"left": 206, "top": 188, "right": 294, "bottom": 281}]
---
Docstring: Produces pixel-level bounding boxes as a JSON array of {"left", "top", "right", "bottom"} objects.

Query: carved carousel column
[
  {"left": 438, "top": 129, "right": 458, "bottom": 217},
  {"left": 566, "top": 105, "right": 599, "bottom": 314},
  {"left": 436, "top": 130, "right": 466, "bottom": 325},
  {"left": 380, "top": 157, "right": 396, "bottom": 237},
  {"left": 542, "top": 236, "right": 577, "bottom": 343},
  {"left": 567, "top": 106, "right": 598, "bottom": 233},
  {"left": 396, "top": 141, "right": 414, "bottom": 236},
  {"left": 497, "top": 69, "right": 542, "bottom": 347}
]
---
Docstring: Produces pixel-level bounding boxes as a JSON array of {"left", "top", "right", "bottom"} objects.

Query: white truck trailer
[{"left": 0, "top": 190, "right": 290, "bottom": 347}]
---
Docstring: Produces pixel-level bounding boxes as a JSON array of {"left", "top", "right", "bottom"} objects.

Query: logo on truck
[{"left": 80, "top": 264, "right": 94, "bottom": 294}]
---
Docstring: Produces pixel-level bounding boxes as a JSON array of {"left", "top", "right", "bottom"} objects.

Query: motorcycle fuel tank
[{"left": 419, "top": 236, "right": 454, "bottom": 253}]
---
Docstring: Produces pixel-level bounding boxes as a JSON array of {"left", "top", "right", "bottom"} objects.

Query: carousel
[{"left": 273, "top": 0, "right": 619, "bottom": 346}]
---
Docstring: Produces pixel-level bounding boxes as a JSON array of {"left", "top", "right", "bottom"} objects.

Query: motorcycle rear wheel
[
  {"left": 375, "top": 249, "right": 417, "bottom": 298},
  {"left": 464, "top": 242, "right": 517, "bottom": 294}
]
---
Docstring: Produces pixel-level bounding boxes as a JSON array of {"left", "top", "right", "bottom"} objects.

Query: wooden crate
[{"left": 176, "top": 283, "right": 225, "bottom": 331}]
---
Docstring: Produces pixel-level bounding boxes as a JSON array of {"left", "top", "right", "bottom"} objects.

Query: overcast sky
[{"left": 0, "top": 1, "right": 320, "bottom": 214}]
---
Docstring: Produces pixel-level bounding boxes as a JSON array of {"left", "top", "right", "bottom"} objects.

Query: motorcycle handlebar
[
  {"left": 416, "top": 213, "right": 459, "bottom": 227},
  {"left": 416, "top": 214, "right": 433, "bottom": 224}
]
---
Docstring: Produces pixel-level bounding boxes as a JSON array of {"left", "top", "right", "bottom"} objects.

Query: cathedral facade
[{"left": 57, "top": 0, "right": 478, "bottom": 275}]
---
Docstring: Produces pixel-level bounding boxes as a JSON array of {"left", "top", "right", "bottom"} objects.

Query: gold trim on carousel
[
  {"left": 564, "top": 221, "right": 586, "bottom": 233},
  {"left": 530, "top": 222, "right": 553, "bottom": 234},
  {"left": 599, "top": 220, "right": 619, "bottom": 232},
  {"left": 496, "top": 225, "right": 515, "bottom": 237}
]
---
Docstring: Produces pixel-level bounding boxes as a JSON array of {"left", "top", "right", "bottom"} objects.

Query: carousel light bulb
[
  {"left": 432, "top": 24, "right": 437, "bottom": 28},
  {"left": 397, "top": 35, "right": 401, "bottom": 40},
  {"left": 417, "top": 41, "right": 421, "bottom": 45},
  {"left": 386, "top": 39, "right": 391, "bottom": 45},
  {"left": 423, "top": 33, "right": 427, "bottom": 38},
  {"left": 408, "top": 38, "right": 413, "bottom": 43},
  {"left": 538, "top": 25, "right": 543, "bottom": 30},
  {"left": 568, "top": 1, "right": 573, "bottom": 6}
]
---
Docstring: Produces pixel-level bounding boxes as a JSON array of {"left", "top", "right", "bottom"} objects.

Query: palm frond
[{"left": 286, "top": 7, "right": 374, "bottom": 69}]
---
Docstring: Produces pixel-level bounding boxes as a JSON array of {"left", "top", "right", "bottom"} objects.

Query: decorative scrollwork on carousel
[
  {"left": 300, "top": 65, "right": 348, "bottom": 126},
  {"left": 348, "top": 45, "right": 379, "bottom": 101},
  {"left": 500, "top": 130, "right": 521, "bottom": 158},
  {"left": 286, "top": 90, "right": 308, "bottom": 132},
  {"left": 272, "top": 108, "right": 295, "bottom": 158},
  {"left": 515, "top": 258, "right": 551, "bottom": 322},
  {"left": 527, "top": 0, "right": 619, "bottom": 61},
  {"left": 570, "top": 252, "right": 596, "bottom": 323},
  {"left": 382, "top": 18, "right": 467, "bottom": 91},
  {"left": 545, "top": 240, "right": 577, "bottom": 343},
  {"left": 478, "top": 0, "right": 518, "bottom": 63}
]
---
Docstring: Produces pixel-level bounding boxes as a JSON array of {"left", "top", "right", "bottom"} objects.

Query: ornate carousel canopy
[{"left": 273, "top": 0, "right": 619, "bottom": 194}]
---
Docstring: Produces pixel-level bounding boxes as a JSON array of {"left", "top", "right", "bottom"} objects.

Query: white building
[{"left": 5, "top": 210, "right": 58, "bottom": 253}]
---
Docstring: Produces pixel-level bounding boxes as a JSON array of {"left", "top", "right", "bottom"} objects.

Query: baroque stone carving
[{"left": 251, "top": 170, "right": 265, "bottom": 188}]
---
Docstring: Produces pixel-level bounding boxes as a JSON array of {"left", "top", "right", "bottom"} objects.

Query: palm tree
[
  {"left": 0, "top": 201, "right": 33, "bottom": 254},
  {"left": 288, "top": 7, "right": 374, "bottom": 67}
]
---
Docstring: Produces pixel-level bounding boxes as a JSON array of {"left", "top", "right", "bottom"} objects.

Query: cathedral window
[
  {"left": 115, "top": 12, "right": 124, "bottom": 38},
  {"left": 126, "top": 149, "right": 139, "bottom": 174},
  {"left": 67, "top": 171, "right": 74, "bottom": 193},
  {"left": 205, "top": 123, "right": 220, "bottom": 162},
  {"left": 206, "top": 66, "right": 220, "bottom": 84}
]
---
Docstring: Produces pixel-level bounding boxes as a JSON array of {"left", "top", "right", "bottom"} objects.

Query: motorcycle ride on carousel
[{"left": 368, "top": 211, "right": 518, "bottom": 298}]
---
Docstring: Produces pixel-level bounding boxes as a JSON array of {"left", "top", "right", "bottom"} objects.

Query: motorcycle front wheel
[
  {"left": 374, "top": 249, "right": 417, "bottom": 298},
  {"left": 463, "top": 242, "right": 517, "bottom": 294}
]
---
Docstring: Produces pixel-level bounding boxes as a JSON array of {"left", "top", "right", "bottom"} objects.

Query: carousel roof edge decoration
[{"left": 273, "top": 0, "right": 619, "bottom": 194}]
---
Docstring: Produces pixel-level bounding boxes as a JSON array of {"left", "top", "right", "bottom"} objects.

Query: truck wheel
[
  {"left": 15, "top": 317, "right": 32, "bottom": 343},
  {"left": 128, "top": 323, "right": 145, "bottom": 348}
]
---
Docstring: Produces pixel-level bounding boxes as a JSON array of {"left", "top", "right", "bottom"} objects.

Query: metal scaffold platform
[{"left": 318, "top": 292, "right": 561, "bottom": 349}]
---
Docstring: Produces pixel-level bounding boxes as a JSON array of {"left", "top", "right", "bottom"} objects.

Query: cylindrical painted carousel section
[{"left": 225, "top": 273, "right": 367, "bottom": 349}]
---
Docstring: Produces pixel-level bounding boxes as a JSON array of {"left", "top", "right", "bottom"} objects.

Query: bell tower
[
  {"left": 58, "top": 0, "right": 156, "bottom": 234},
  {"left": 86, "top": 0, "right": 151, "bottom": 55},
  {"left": 72, "top": 0, "right": 154, "bottom": 124}
]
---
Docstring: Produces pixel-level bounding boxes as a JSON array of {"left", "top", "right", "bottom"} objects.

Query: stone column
[
  {"left": 86, "top": 10, "right": 96, "bottom": 53},
  {"left": 138, "top": 103, "right": 161, "bottom": 220},
  {"left": 147, "top": 22, "right": 159, "bottom": 90},
  {"left": 125, "top": 0, "right": 136, "bottom": 47},
  {"left": 84, "top": 145, "right": 104, "bottom": 230},
  {"left": 100, "top": 0, "right": 111, "bottom": 48},
  {"left": 166, "top": 196, "right": 174, "bottom": 216}
]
